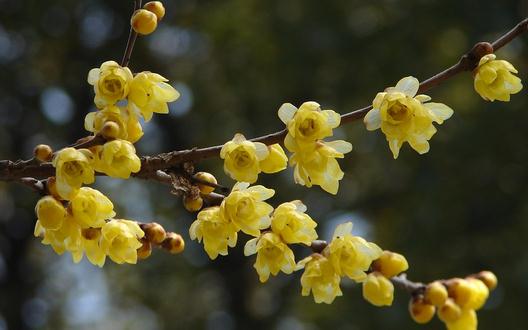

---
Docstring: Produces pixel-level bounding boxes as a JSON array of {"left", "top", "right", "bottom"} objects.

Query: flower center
[
  {"left": 387, "top": 103, "right": 409, "bottom": 122},
  {"left": 234, "top": 150, "right": 252, "bottom": 168},
  {"left": 103, "top": 78, "right": 123, "bottom": 95},
  {"left": 64, "top": 161, "right": 83, "bottom": 177},
  {"left": 299, "top": 118, "right": 318, "bottom": 137}
]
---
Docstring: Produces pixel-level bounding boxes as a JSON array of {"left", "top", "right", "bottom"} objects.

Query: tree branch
[
  {"left": 121, "top": 0, "right": 143, "bottom": 67},
  {"left": 0, "top": 17, "right": 526, "bottom": 183}
]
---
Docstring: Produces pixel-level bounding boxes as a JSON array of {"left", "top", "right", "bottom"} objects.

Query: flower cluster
[
  {"left": 244, "top": 201, "right": 318, "bottom": 282},
  {"left": 34, "top": 188, "right": 144, "bottom": 266},
  {"left": 408, "top": 271, "right": 497, "bottom": 330},
  {"left": 279, "top": 101, "right": 352, "bottom": 194},
  {"left": 220, "top": 134, "right": 287, "bottom": 183},
  {"left": 189, "top": 182, "right": 275, "bottom": 259},
  {"left": 364, "top": 76, "right": 454, "bottom": 159},
  {"left": 296, "top": 222, "right": 383, "bottom": 304}
]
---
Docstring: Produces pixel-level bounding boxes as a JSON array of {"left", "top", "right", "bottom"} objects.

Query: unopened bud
[
  {"left": 437, "top": 298, "right": 462, "bottom": 323},
  {"left": 141, "top": 222, "right": 166, "bottom": 244},
  {"left": 194, "top": 172, "right": 218, "bottom": 195},
  {"left": 425, "top": 281, "right": 448, "bottom": 306},
  {"left": 183, "top": 195, "right": 203, "bottom": 212},
  {"left": 474, "top": 271, "right": 498, "bottom": 290},
  {"left": 101, "top": 121, "right": 120, "bottom": 140},
  {"left": 162, "top": 232, "right": 185, "bottom": 254},
  {"left": 131, "top": 9, "right": 158, "bottom": 35},
  {"left": 137, "top": 239, "right": 152, "bottom": 259},
  {"left": 409, "top": 296, "right": 435, "bottom": 324},
  {"left": 447, "top": 278, "right": 474, "bottom": 308},
  {"left": 143, "top": 1, "right": 165, "bottom": 21},
  {"left": 371, "top": 250, "right": 409, "bottom": 278},
  {"left": 34, "top": 144, "right": 53, "bottom": 162}
]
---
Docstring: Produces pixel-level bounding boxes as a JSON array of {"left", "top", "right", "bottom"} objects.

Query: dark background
[{"left": 0, "top": 0, "right": 527, "bottom": 329}]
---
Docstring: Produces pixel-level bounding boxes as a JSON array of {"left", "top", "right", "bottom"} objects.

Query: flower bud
[
  {"left": 141, "top": 222, "right": 166, "bottom": 244},
  {"left": 34, "top": 144, "right": 53, "bottom": 162},
  {"left": 437, "top": 298, "right": 462, "bottom": 323},
  {"left": 131, "top": 9, "right": 158, "bottom": 35},
  {"left": 409, "top": 297, "right": 435, "bottom": 324},
  {"left": 143, "top": 1, "right": 165, "bottom": 21},
  {"left": 162, "top": 232, "right": 185, "bottom": 254},
  {"left": 371, "top": 250, "right": 409, "bottom": 278},
  {"left": 194, "top": 172, "right": 217, "bottom": 195},
  {"left": 425, "top": 281, "right": 448, "bottom": 306},
  {"left": 137, "top": 239, "right": 152, "bottom": 259},
  {"left": 447, "top": 278, "right": 474, "bottom": 308},
  {"left": 362, "top": 272, "right": 394, "bottom": 306},
  {"left": 101, "top": 121, "right": 120, "bottom": 140},
  {"left": 475, "top": 270, "right": 498, "bottom": 290},
  {"left": 183, "top": 195, "right": 203, "bottom": 212}
]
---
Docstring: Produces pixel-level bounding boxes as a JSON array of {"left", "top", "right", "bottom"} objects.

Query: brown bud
[
  {"left": 137, "top": 239, "right": 152, "bottom": 260},
  {"left": 194, "top": 172, "right": 218, "bottom": 195},
  {"left": 100, "top": 121, "right": 120, "bottom": 140},
  {"left": 143, "top": 1, "right": 165, "bottom": 21},
  {"left": 34, "top": 144, "right": 53, "bottom": 162},
  {"left": 141, "top": 222, "right": 167, "bottom": 244},
  {"left": 183, "top": 195, "right": 203, "bottom": 212},
  {"left": 162, "top": 232, "right": 185, "bottom": 254}
]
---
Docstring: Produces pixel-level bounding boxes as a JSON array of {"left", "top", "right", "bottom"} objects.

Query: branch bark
[{"left": 0, "top": 18, "right": 526, "bottom": 183}]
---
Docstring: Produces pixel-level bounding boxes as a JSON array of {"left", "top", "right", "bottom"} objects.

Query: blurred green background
[{"left": 0, "top": 0, "right": 527, "bottom": 329}]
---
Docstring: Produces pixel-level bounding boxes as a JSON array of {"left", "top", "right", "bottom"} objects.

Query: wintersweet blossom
[
  {"left": 34, "top": 215, "right": 82, "bottom": 259},
  {"left": 189, "top": 206, "right": 238, "bottom": 260},
  {"left": 474, "top": 54, "right": 522, "bottom": 101},
  {"left": 289, "top": 140, "right": 352, "bottom": 194},
  {"left": 259, "top": 144, "right": 288, "bottom": 174},
  {"left": 244, "top": 232, "right": 296, "bottom": 282},
  {"left": 364, "top": 76, "right": 453, "bottom": 159},
  {"left": 362, "top": 272, "right": 394, "bottom": 306},
  {"left": 52, "top": 148, "right": 95, "bottom": 200},
  {"left": 278, "top": 101, "right": 341, "bottom": 149},
  {"left": 35, "top": 196, "right": 66, "bottom": 231},
  {"left": 270, "top": 201, "right": 318, "bottom": 245},
  {"left": 220, "top": 182, "right": 274, "bottom": 237},
  {"left": 296, "top": 253, "right": 342, "bottom": 304},
  {"left": 326, "top": 222, "right": 382, "bottom": 281},
  {"left": 87, "top": 61, "right": 133, "bottom": 108},
  {"left": 445, "top": 310, "right": 477, "bottom": 330},
  {"left": 69, "top": 187, "right": 115, "bottom": 228},
  {"left": 84, "top": 105, "right": 144, "bottom": 143},
  {"left": 92, "top": 140, "right": 141, "bottom": 179},
  {"left": 220, "top": 134, "right": 269, "bottom": 183},
  {"left": 128, "top": 71, "right": 180, "bottom": 121},
  {"left": 100, "top": 219, "right": 144, "bottom": 264}
]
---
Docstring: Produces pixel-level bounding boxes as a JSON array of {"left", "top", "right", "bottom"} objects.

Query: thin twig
[{"left": 121, "top": 0, "right": 143, "bottom": 67}]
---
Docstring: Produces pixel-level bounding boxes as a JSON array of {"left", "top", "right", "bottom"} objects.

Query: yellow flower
[
  {"left": 220, "top": 134, "right": 269, "bottom": 183},
  {"left": 34, "top": 215, "right": 83, "bottom": 260},
  {"left": 327, "top": 222, "right": 382, "bottom": 281},
  {"left": 92, "top": 140, "right": 141, "bottom": 179},
  {"left": 296, "top": 253, "right": 342, "bottom": 304},
  {"left": 364, "top": 76, "right": 453, "bottom": 159},
  {"left": 244, "top": 232, "right": 296, "bottom": 282},
  {"left": 279, "top": 101, "right": 341, "bottom": 149},
  {"left": 474, "top": 54, "right": 522, "bottom": 101},
  {"left": 289, "top": 140, "right": 352, "bottom": 194},
  {"left": 84, "top": 105, "right": 144, "bottom": 143},
  {"left": 100, "top": 219, "right": 144, "bottom": 264},
  {"left": 220, "top": 182, "right": 274, "bottom": 237},
  {"left": 52, "top": 148, "right": 95, "bottom": 200},
  {"left": 362, "top": 272, "right": 394, "bottom": 306},
  {"left": 128, "top": 71, "right": 180, "bottom": 121},
  {"left": 189, "top": 206, "right": 238, "bottom": 260},
  {"left": 259, "top": 144, "right": 288, "bottom": 174},
  {"left": 69, "top": 187, "right": 115, "bottom": 229},
  {"left": 445, "top": 309, "right": 477, "bottom": 330},
  {"left": 270, "top": 201, "right": 317, "bottom": 245},
  {"left": 35, "top": 196, "right": 66, "bottom": 230},
  {"left": 87, "top": 61, "right": 133, "bottom": 108},
  {"left": 372, "top": 250, "right": 409, "bottom": 278}
]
